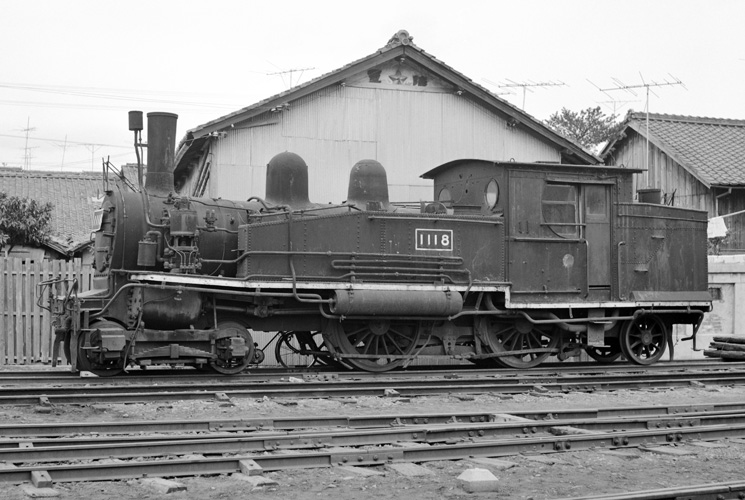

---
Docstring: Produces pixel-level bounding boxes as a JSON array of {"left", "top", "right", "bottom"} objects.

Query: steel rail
[
  {"left": 1, "top": 421, "right": 745, "bottom": 484},
  {"left": 3, "top": 371, "right": 745, "bottom": 405},
  {"left": 0, "top": 359, "right": 740, "bottom": 384},
  {"left": 5, "top": 408, "right": 745, "bottom": 463},
  {"left": 2, "top": 401, "right": 745, "bottom": 439},
  {"left": 549, "top": 481, "right": 745, "bottom": 500}
]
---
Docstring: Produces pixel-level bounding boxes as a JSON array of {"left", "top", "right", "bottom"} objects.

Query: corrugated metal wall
[{"left": 207, "top": 85, "right": 561, "bottom": 204}]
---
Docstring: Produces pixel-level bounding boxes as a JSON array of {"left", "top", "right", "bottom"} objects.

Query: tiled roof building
[
  {"left": 0, "top": 165, "right": 138, "bottom": 258},
  {"left": 603, "top": 113, "right": 745, "bottom": 253}
]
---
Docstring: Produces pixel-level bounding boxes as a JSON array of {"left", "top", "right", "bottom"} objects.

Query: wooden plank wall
[{"left": 0, "top": 258, "right": 92, "bottom": 365}]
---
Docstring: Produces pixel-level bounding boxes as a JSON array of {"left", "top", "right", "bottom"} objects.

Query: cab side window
[{"left": 542, "top": 183, "right": 579, "bottom": 238}]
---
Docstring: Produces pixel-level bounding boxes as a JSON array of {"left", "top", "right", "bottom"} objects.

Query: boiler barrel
[{"left": 331, "top": 289, "right": 462, "bottom": 316}]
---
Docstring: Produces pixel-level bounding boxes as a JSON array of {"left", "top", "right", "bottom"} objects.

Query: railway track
[
  {"left": 2, "top": 361, "right": 745, "bottom": 405},
  {"left": 554, "top": 481, "right": 745, "bottom": 500},
  {"left": 1, "top": 402, "right": 745, "bottom": 485},
  {"left": 0, "top": 359, "right": 738, "bottom": 384}
]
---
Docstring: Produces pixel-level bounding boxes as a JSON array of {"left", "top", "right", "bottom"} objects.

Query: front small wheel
[
  {"left": 77, "top": 320, "right": 127, "bottom": 377},
  {"left": 209, "top": 319, "right": 255, "bottom": 375}
]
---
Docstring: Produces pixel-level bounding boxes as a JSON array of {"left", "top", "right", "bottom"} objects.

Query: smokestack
[{"left": 145, "top": 112, "right": 178, "bottom": 194}]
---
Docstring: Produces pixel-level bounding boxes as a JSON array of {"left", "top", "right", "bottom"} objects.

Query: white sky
[{"left": 1, "top": 0, "right": 743, "bottom": 172}]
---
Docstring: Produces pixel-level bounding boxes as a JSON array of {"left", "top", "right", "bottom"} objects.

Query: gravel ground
[{"left": 2, "top": 366, "right": 745, "bottom": 499}]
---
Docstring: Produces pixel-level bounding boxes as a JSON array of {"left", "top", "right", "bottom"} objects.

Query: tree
[
  {"left": 545, "top": 106, "right": 624, "bottom": 152},
  {"left": 0, "top": 193, "right": 54, "bottom": 256}
]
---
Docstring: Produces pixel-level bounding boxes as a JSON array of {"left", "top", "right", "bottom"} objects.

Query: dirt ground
[{"left": 2, "top": 368, "right": 745, "bottom": 499}]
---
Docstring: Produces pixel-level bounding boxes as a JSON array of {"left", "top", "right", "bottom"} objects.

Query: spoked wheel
[
  {"left": 485, "top": 318, "right": 559, "bottom": 369},
  {"left": 585, "top": 339, "right": 623, "bottom": 364},
  {"left": 325, "top": 320, "right": 422, "bottom": 372},
  {"left": 274, "top": 331, "right": 322, "bottom": 368},
  {"left": 77, "top": 320, "right": 127, "bottom": 377},
  {"left": 619, "top": 315, "right": 667, "bottom": 365},
  {"left": 210, "top": 319, "right": 255, "bottom": 375}
]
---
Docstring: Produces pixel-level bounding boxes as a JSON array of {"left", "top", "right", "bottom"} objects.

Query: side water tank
[
  {"left": 266, "top": 152, "right": 312, "bottom": 208},
  {"left": 347, "top": 159, "right": 389, "bottom": 210}
]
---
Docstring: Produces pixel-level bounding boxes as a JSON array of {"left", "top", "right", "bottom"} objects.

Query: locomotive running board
[{"left": 128, "top": 273, "right": 508, "bottom": 294}]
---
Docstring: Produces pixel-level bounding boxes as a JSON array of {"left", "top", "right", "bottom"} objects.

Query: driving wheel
[
  {"left": 485, "top": 318, "right": 559, "bottom": 369},
  {"left": 325, "top": 320, "right": 421, "bottom": 372}
]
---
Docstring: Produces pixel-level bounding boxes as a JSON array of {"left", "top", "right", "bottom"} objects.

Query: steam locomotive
[{"left": 42, "top": 111, "right": 712, "bottom": 375}]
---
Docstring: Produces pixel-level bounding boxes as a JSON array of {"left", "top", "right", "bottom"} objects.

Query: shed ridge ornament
[{"left": 386, "top": 30, "right": 414, "bottom": 48}]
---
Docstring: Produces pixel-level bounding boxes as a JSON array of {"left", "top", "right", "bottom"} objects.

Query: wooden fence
[
  {"left": 0, "top": 258, "right": 93, "bottom": 365},
  {"left": 0, "top": 257, "right": 454, "bottom": 368}
]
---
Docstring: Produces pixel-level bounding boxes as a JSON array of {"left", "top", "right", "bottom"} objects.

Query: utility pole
[
  {"left": 267, "top": 67, "right": 315, "bottom": 89},
  {"left": 594, "top": 74, "right": 685, "bottom": 171},
  {"left": 495, "top": 79, "right": 566, "bottom": 110}
]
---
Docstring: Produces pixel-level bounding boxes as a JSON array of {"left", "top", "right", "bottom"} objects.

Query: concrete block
[
  {"left": 19, "top": 485, "right": 59, "bottom": 498},
  {"left": 386, "top": 462, "right": 435, "bottom": 476},
  {"left": 30, "top": 470, "right": 52, "bottom": 488},
  {"left": 466, "top": 457, "right": 517, "bottom": 470},
  {"left": 335, "top": 465, "right": 386, "bottom": 477},
  {"left": 457, "top": 468, "right": 499, "bottom": 493},
  {"left": 140, "top": 478, "right": 187, "bottom": 494},
  {"left": 239, "top": 459, "right": 263, "bottom": 476}
]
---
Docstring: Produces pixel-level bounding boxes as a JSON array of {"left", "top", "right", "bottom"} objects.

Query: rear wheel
[{"left": 619, "top": 315, "right": 667, "bottom": 365}]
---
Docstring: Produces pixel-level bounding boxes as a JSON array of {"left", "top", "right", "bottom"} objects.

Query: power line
[
  {"left": 0, "top": 133, "right": 130, "bottom": 149},
  {"left": 0, "top": 81, "right": 251, "bottom": 108}
]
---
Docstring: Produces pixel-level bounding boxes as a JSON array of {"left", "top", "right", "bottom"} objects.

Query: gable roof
[
  {"left": 0, "top": 168, "right": 106, "bottom": 255},
  {"left": 602, "top": 113, "right": 745, "bottom": 188},
  {"left": 174, "top": 30, "right": 599, "bottom": 182}
]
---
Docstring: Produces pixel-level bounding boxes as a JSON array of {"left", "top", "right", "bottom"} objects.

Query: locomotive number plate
[{"left": 415, "top": 229, "right": 453, "bottom": 251}]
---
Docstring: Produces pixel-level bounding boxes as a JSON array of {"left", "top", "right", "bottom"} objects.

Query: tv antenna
[
  {"left": 55, "top": 134, "right": 68, "bottom": 171},
  {"left": 19, "top": 117, "right": 37, "bottom": 170},
  {"left": 590, "top": 74, "right": 685, "bottom": 171},
  {"left": 481, "top": 78, "right": 517, "bottom": 97},
  {"left": 494, "top": 79, "right": 566, "bottom": 110},
  {"left": 84, "top": 144, "right": 102, "bottom": 171},
  {"left": 595, "top": 98, "right": 639, "bottom": 116},
  {"left": 267, "top": 67, "right": 315, "bottom": 89}
]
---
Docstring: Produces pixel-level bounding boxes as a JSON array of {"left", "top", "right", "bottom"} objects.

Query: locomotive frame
[{"left": 41, "top": 111, "right": 712, "bottom": 375}]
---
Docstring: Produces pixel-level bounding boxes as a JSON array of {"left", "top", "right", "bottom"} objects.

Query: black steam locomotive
[{"left": 42, "top": 111, "right": 712, "bottom": 375}]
